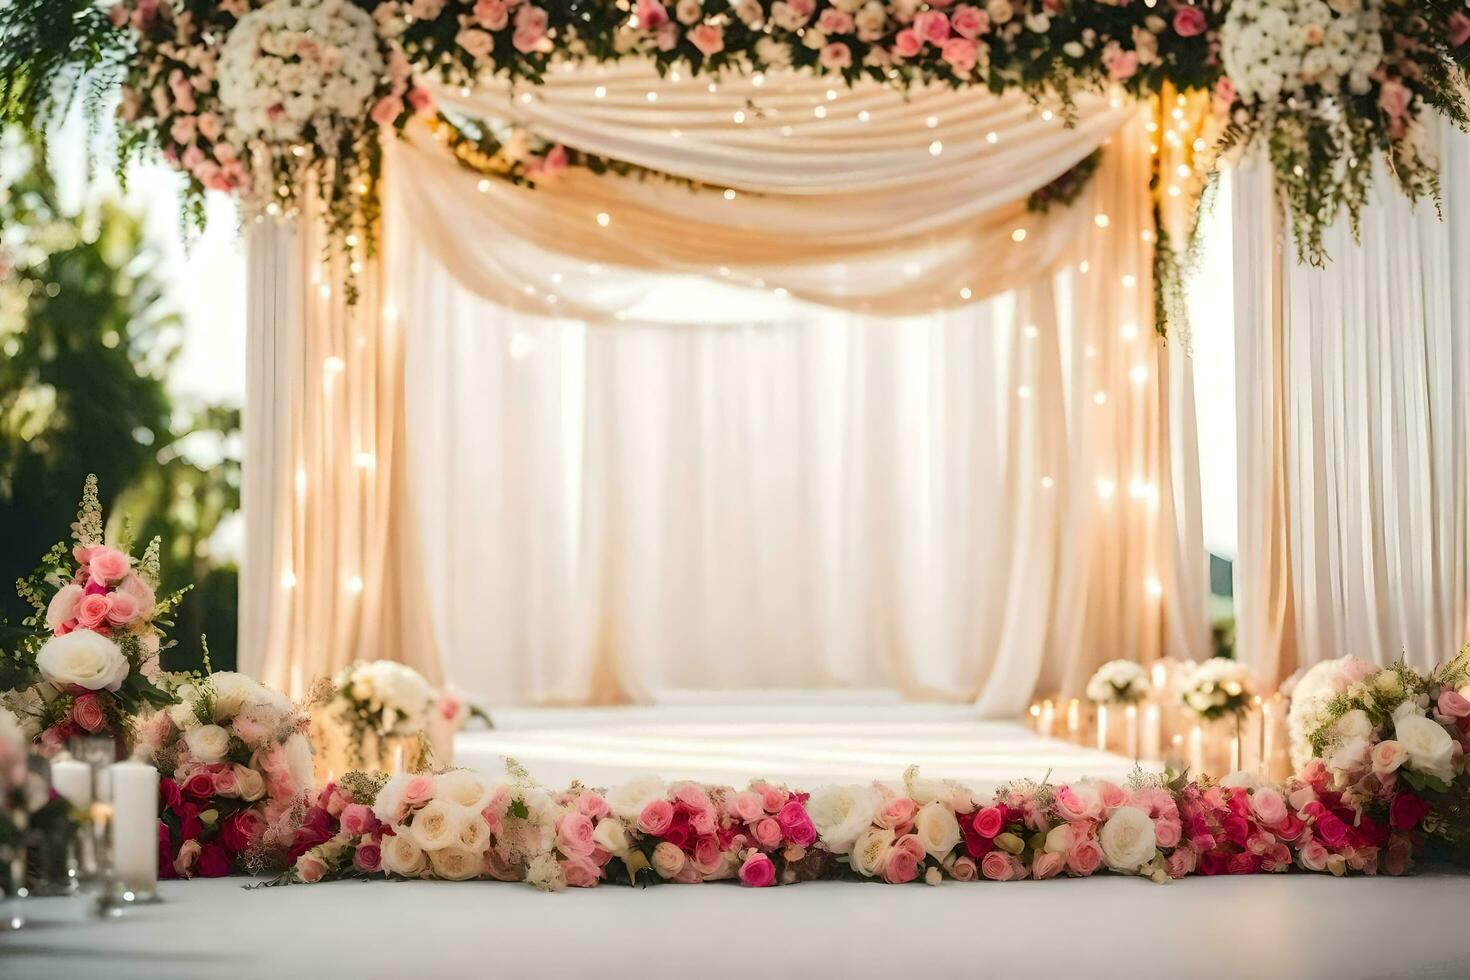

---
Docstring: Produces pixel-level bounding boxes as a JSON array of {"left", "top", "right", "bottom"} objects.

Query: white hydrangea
[
  {"left": 1285, "top": 656, "right": 1378, "bottom": 769},
  {"left": 1085, "top": 660, "right": 1152, "bottom": 704},
  {"left": 1181, "top": 658, "right": 1254, "bottom": 718}
]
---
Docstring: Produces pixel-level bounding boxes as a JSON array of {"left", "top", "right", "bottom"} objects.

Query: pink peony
[
  {"left": 639, "top": 799, "right": 675, "bottom": 836},
  {"left": 739, "top": 851, "right": 777, "bottom": 887},
  {"left": 1172, "top": 6, "right": 1207, "bottom": 37},
  {"left": 688, "top": 23, "right": 725, "bottom": 57}
]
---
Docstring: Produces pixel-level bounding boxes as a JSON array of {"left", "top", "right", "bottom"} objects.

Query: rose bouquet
[
  {"left": 1, "top": 476, "right": 179, "bottom": 755},
  {"left": 286, "top": 772, "right": 391, "bottom": 882},
  {"left": 1087, "top": 659, "right": 1153, "bottom": 705},
  {"left": 141, "top": 670, "right": 314, "bottom": 878},
  {"left": 1181, "top": 657, "right": 1254, "bottom": 721}
]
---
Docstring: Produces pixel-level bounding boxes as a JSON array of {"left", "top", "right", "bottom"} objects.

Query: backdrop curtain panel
[
  {"left": 241, "top": 65, "right": 1209, "bottom": 709},
  {"left": 1232, "top": 120, "right": 1470, "bottom": 684}
]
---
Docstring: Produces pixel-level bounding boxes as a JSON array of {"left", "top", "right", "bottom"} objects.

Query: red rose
[
  {"left": 181, "top": 771, "right": 216, "bottom": 801},
  {"left": 971, "top": 806, "right": 1005, "bottom": 839},
  {"left": 71, "top": 693, "right": 106, "bottom": 732},
  {"left": 158, "top": 821, "right": 178, "bottom": 880},
  {"left": 197, "top": 842, "right": 233, "bottom": 878},
  {"left": 179, "top": 810, "right": 204, "bottom": 842},
  {"left": 159, "top": 777, "right": 183, "bottom": 813},
  {"left": 1172, "top": 6, "right": 1206, "bottom": 37},
  {"left": 1315, "top": 812, "right": 1348, "bottom": 849},
  {"left": 1390, "top": 792, "right": 1431, "bottom": 831},
  {"left": 220, "top": 808, "right": 266, "bottom": 853},
  {"left": 1226, "top": 852, "right": 1258, "bottom": 875}
]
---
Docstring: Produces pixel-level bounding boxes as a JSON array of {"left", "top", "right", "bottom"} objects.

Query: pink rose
[
  {"left": 639, "top": 799, "right": 675, "bottom": 836},
  {"left": 1165, "top": 846, "right": 1197, "bottom": 878},
  {"left": 1251, "top": 788, "right": 1288, "bottom": 827},
  {"left": 876, "top": 795, "right": 918, "bottom": 831},
  {"left": 972, "top": 806, "right": 1005, "bottom": 839},
  {"left": 296, "top": 854, "right": 327, "bottom": 883},
  {"left": 754, "top": 783, "right": 787, "bottom": 813},
  {"left": 402, "top": 775, "right": 435, "bottom": 808},
  {"left": 1066, "top": 838, "right": 1103, "bottom": 875},
  {"left": 691, "top": 836, "right": 723, "bottom": 876},
  {"left": 105, "top": 591, "right": 140, "bottom": 628},
  {"left": 980, "top": 850, "right": 1015, "bottom": 880},
  {"left": 407, "top": 86, "right": 434, "bottom": 119},
  {"left": 46, "top": 584, "right": 84, "bottom": 632},
  {"left": 512, "top": 5, "right": 548, "bottom": 52},
  {"left": 752, "top": 817, "right": 783, "bottom": 849},
  {"left": 1378, "top": 80, "right": 1411, "bottom": 120},
  {"left": 561, "top": 856, "right": 602, "bottom": 887},
  {"left": 88, "top": 547, "right": 130, "bottom": 586},
  {"left": 76, "top": 594, "right": 112, "bottom": 632},
  {"left": 71, "top": 693, "right": 106, "bottom": 733},
  {"left": 777, "top": 800, "right": 817, "bottom": 846},
  {"left": 1032, "top": 851, "right": 1065, "bottom": 880},
  {"left": 1437, "top": 690, "right": 1470, "bottom": 719},
  {"left": 739, "top": 851, "right": 777, "bottom": 887},
  {"left": 1172, "top": 6, "right": 1206, "bottom": 37},
  {"left": 892, "top": 28, "right": 922, "bottom": 58},
  {"left": 174, "top": 839, "right": 202, "bottom": 878},
  {"left": 341, "top": 803, "right": 377, "bottom": 837},
  {"left": 1096, "top": 782, "right": 1126, "bottom": 812},
  {"left": 941, "top": 38, "right": 978, "bottom": 73},
  {"left": 474, "top": 0, "right": 509, "bottom": 30},
  {"left": 1372, "top": 740, "right": 1409, "bottom": 775},
  {"left": 577, "top": 793, "right": 611, "bottom": 819},
  {"left": 728, "top": 791, "right": 764, "bottom": 823},
  {"left": 558, "top": 812, "right": 597, "bottom": 857},
  {"left": 1450, "top": 12, "right": 1470, "bottom": 48},
  {"left": 354, "top": 843, "right": 382, "bottom": 873},
  {"left": 819, "top": 42, "right": 853, "bottom": 70},
  {"left": 636, "top": 0, "right": 669, "bottom": 29},
  {"left": 883, "top": 847, "right": 921, "bottom": 884},
  {"left": 818, "top": 9, "right": 855, "bottom": 33},
  {"left": 1153, "top": 818, "right": 1182, "bottom": 848},
  {"left": 1298, "top": 837, "right": 1329, "bottom": 872},
  {"left": 1054, "top": 785, "right": 1100, "bottom": 822},
  {"left": 949, "top": 855, "right": 979, "bottom": 881},
  {"left": 913, "top": 10, "right": 950, "bottom": 44},
  {"left": 211, "top": 767, "right": 239, "bottom": 796},
  {"left": 170, "top": 116, "right": 196, "bottom": 146},
  {"left": 951, "top": 5, "right": 988, "bottom": 38},
  {"left": 371, "top": 96, "right": 404, "bottom": 127},
  {"left": 1106, "top": 50, "right": 1138, "bottom": 80},
  {"left": 688, "top": 23, "right": 725, "bottom": 57}
]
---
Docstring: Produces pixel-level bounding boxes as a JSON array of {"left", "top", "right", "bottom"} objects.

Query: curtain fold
[{"left": 1233, "top": 121, "right": 1470, "bottom": 681}]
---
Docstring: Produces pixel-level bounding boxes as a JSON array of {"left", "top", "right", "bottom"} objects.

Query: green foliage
[{"left": 0, "top": 141, "right": 239, "bottom": 674}]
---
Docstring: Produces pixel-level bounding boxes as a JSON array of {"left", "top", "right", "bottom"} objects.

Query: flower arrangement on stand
[
  {"left": 0, "top": 476, "right": 180, "bottom": 757},
  {"left": 320, "top": 660, "right": 482, "bottom": 774},
  {"left": 1181, "top": 657, "right": 1254, "bottom": 721},
  {"left": 1087, "top": 660, "right": 1153, "bottom": 705},
  {"left": 140, "top": 669, "right": 314, "bottom": 879}
]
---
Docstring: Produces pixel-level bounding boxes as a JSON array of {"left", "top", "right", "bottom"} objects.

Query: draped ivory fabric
[
  {"left": 240, "top": 64, "right": 1207, "bottom": 707},
  {"left": 1232, "top": 121, "right": 1470, "bottom": 683},
  {"left": 376, "top": 69, "right": 1209, "bottom": 709},
  {"left": 239, "top": 196, "right": 441, "bottom": 695}
]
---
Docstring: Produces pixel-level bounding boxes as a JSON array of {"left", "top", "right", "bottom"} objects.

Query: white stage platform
[{"left": 451, "top": 693, "right": 1147, "bottom": 792}]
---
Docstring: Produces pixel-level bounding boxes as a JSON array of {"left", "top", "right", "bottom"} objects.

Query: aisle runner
[{"left": 453, "top": 696, "right": 1144, "bottom": 792}]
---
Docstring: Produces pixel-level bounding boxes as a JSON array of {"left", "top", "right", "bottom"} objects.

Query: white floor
[{"left": 453, "top": 692, "right": 1148, "bottom": 792}]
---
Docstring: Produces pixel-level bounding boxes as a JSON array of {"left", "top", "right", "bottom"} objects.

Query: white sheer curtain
[{"left": 1233, "top": 119, "right": 1470, "bottom": 681}]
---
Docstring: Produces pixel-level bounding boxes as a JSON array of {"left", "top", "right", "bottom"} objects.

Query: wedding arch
[{"left": 5, "top": 0, "right": 1467, "bottom": 704}]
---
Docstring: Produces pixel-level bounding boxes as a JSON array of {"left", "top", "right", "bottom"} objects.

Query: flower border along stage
[{"left": 3, "top": 0, "right": 1469, "bottom": 306}]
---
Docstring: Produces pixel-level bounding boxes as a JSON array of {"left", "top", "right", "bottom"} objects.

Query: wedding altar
[{"left": 4, "top": 0, "right": 1470, "bottom": 976}]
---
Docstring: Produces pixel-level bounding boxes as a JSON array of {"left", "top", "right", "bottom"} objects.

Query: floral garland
[{"left": 3, "top": 0, "right": 1467, "bottom": 306}]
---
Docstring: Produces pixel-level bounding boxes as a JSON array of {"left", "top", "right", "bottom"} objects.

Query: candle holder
[
  {"left": 69, "top": 735, "right": 117, "bottom": 892},
  {"left": 95, "top": 759, "right": 161, "bottom": 917}
]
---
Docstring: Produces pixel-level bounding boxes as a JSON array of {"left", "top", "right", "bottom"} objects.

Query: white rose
[
  {"left": 912, "top": 802, "right": 961, "bottom": 859},
  {"left": 606, "top": 776, "right": 668, "bottom": 822},
  {"left": 592, "top": 817, "right": 630, "bottom": 857},
  {"left": 168, "top": 701, "right": 200, "bottom": 730},
  {"left": 850, "top": 825, "right": 895, "bottom": 877},
  {"left": 382, "top": 831, "right": 427, "bottom": 877},
  {"left": 373, "top": 773, "right": 411, "bottom": 823},
  {"left": 435, "top": 768, "right": 491, "bottom": 810},
  {"left": 234, "top": 764, "right": 266, "bottom": 802},
  {"left": 651, "top": 841, "right": 685, "bottom": 878},
  {"left": 805, "top": 784, "right": 880, "bottom": 855},
  {"left": 36, "top": 631, "right": 129, "bottom": 692},
  {"left": 1099, "top": 806, "right": 1157, "bottom": 872},
  {"left": 1395, "top": 714, "right": 1457, "bottom": 783},
  {"left": 1218, "top": 770, "right": 1262, "bottom": 789},
  {"left": 1327, "top": 736, "right": 1370, "bottom": 779},
  {"left": 458, "top": 812, "right": 491, "bottom": 852},
  {"left": 208, "top": 672, "right": 267, "bottom": 719},
  {"left": 1335, "top": 709, "right": 1372, "bottom": 739},
  {"left": 184, "top": 724, "right": 231, "bottom": 764},
  {"left": 411, "top": 800, "right": 469, "bottom": 851}
]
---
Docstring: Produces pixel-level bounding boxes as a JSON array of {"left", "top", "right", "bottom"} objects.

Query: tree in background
[{"left": 0, "top": 144, "right": 239, "bottom": 671}]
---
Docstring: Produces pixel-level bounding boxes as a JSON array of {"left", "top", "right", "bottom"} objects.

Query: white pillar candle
[
  {"left": 1039, "top": 700, "right": 1055, "bottom": 739},
  {"left": 1125, "top": 704, "right": 1139, "bottom": 760},
  {"left": 1096, "top": 704, "right": 1109, "bottom": 751},
  {"left": 51, "top": 758, "right": 92, "bottom": 809},
  {"left": 1188, "top": 724, "right": 1205, "bottom": 776},
  {"left": 1261, "top": 699, "right": 1275, "bottom": 778},
  {"left": 1142, "top": 704, "right": 1161, "bottom": 761},
  {"left": 1066, "top": 699, "right": 1081, "bottom": 743},
  {"left": 109, "top": 760, "right": 159, "bottom": 894}
]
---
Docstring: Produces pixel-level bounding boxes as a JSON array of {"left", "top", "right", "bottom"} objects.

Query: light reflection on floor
[{"left": 454, "top": 693, "right": 1149, "bottom": 792}]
